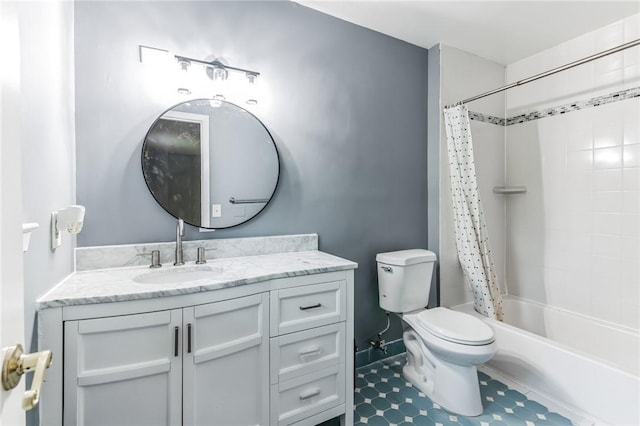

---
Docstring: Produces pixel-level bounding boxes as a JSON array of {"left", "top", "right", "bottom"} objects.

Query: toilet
[{"left": 376, "top": 249, "right": 496, "bottom": 416}]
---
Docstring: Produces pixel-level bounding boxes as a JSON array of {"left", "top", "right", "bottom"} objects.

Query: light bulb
[
  {"left": 244, "top": 72, "right": 259, "bottom": 105},
  {"left": 177, "top": 59, "right": 191, "bottom": 72}
]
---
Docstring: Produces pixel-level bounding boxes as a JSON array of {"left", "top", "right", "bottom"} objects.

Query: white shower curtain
[{"left": 443, "top": 104, "right": 503, "bottom": 321}]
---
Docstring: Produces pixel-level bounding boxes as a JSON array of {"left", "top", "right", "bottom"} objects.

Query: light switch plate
[{"left": 212, "top": 204, "right": 222, "bottom": 217}]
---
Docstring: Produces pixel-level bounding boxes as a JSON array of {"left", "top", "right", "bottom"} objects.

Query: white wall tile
[
  {"left": 620, "top": 302, "right": 639, "bottom": 329},
  {"left": 568, "top": 169, "right": 593, "bottom": 192},
  {"left": 623, "top": 119, "right": 639, "bottom": 146},
  {"left": 623, "top": 144, "right": 639, "bottom": 167},
  {"left": 500, "top": 15, "right": 639, "bottom": 330},
  {"left": 622, "top": 257, "right": 640, "bottom": 284},
  {"left": 624, "top": 48, "right": 639, "bottom": 67},
  {"left": 568, "top": 149, "right": 593, "bottom": 170},
  {"left": 593, "top": 53, "right": 624, "bottom": 76},
  {"left": 566, "top": 231, "right": 593, "bottom": 255},
  {"left": 622, "top": 191, "right": 639, "bottom": 214},
  {"left": 594, "top": 169, "right": 622, "bottom": 191},
  {"left": 623, "top": 64, "right": 640, "bottom": 84},
  {"left": 623, "top": 168, "right": 639, "bottom": 190},
  {"left": 594, "top": 146, "right": 623, "bottom": 170},
  {"left": 621, "top": 236, "right": 639, "bottom": 260},
  {"left": 621, "top": 213, "right": 639, "bottom": 237},
  {"left": 594, "top": 125, "right": 623, "bottom": 149},
  {"left": 593, "top": 234, "right": 623, "bottom": 258},
  {"left": 593, "top": 68, "right": 625, "bottom": 94},
  {"left": 594, "top": 191, "right": 622, "bottom": 214},
  {"left": 593, "top": 213, "right": 623, "bottom": 235},
  {"left": 592, "top": 256, "right": 624, "bottom": 281},
  {"left": 568, "top": 127, "right": 593, "bottom": 152}
]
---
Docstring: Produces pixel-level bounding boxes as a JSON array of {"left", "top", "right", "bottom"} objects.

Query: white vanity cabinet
[
  {"left": 39, "top": 268, "right": 354, "bottom": 426},
  {"left": 182, "top": 293, "right": 269, "bottom": 426},
  {"left": 62, "top": 293, "right": 269, "bottom": 426},
  {"left": 63, "top": 309, "right": 183, "bottom": 425},
  {"left": 269, "top": 278, "right": 348, "bottom": 425}
]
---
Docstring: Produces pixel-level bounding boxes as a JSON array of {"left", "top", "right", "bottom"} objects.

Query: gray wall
[
  {"left": 74, "top": 1, "right": 429, "bottom": 348},
  {"left": 19, "top": 2, "right": 76, "bottom": 425},
  {"left": 20, "top": 0, "right": 76, "bottom": 363}
]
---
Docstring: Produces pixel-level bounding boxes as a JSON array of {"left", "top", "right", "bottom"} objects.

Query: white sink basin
[{"left": 133, "top": 265, "right": 222, "bottom": 285}]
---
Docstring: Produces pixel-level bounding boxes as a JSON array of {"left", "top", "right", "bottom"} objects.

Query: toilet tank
[{"left": 376, "top": 249, "right": 437, "bottom": 313}]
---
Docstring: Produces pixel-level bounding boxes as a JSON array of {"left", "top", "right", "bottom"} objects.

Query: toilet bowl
[
  {"left": 401, "top": 308, "right": 496, "bottom": 416},
  {"left": 376, "top": 249, "right": 496, "bottom": 416}
]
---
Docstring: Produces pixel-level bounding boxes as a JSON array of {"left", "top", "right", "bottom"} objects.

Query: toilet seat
[{"left": 412, "top": 307, "right": 494, "bottom": 346}]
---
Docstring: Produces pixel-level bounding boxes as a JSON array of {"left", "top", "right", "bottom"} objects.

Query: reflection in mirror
[{"left": 142, "top": 99, "right": 279, "bottom": 229}]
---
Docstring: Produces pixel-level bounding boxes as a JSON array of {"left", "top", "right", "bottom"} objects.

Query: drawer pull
[
  {"left": 187, "top": 323, "right": 192, "bottom": 353},
  {"left": 299, "top": 303, "right": 322, "bottom": 311},
  {"left": 174, "top": 327, "right": 179, "bottom": 357},
  {"left": 299, "top": 388, "right": 321, "bottom": 400},
  {"left": 299, "top": 347, "right": 322, "bottom": 360}
]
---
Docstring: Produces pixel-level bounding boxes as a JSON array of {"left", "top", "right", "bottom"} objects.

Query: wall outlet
[{"left": 212, "top": 204, "right": 222, "bottom": 217}]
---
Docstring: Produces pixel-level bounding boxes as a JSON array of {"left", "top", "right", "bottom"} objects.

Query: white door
[
  {"left": 63, "top": 310, "right": 183, "bottom": 425},
  {"left": 183, "top": 293, "right": 270, "bottom": 426},
  {"left": 0, "top": 1, "right": 26, "bottom": 425}
]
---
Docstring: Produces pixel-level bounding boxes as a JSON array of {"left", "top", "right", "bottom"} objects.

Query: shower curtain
[{"left": 444, "top": 104, "right": 503, "bottom": 321}]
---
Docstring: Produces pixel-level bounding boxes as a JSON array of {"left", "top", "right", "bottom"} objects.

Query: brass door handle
[{"left": 2, "top": 344, "right": 53, "bottom": 410}]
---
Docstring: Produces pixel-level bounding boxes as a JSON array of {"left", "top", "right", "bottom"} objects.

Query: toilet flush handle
[{"left": 381, "top": 266, "right": 393, "bottom": 273}]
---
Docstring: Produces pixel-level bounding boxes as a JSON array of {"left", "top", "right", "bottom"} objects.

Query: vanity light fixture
[
  {"left": 139, "top": 46, "right": 261, "bottom": 104},
  {"left": 51, "top": 205, "right": 86, "bottom": 250},
  {"left": 175, "top": 55, "right": 259, "bottom": 84}
]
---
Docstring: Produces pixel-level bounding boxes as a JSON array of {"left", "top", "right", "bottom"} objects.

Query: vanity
[
  {"left": 35, "top": 77, "right": 359, "bottom": 424},
  {"left": 37, "top": 234, "right": 356, "bottom": 425}
]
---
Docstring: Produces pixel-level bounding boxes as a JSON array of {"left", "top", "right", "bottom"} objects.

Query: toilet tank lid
[{"left": 376, "top": 249, "right": 436, "bottom": 266}]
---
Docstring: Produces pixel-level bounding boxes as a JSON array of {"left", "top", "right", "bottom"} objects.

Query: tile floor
[{"left": 354, "top": 354, "right": 574, "bottom": 426}]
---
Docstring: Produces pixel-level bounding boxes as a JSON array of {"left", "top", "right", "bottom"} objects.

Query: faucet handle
[
  {"left": 196, "top": 247, "right": 207, "bottom": 264},
  {"left": 139, "top": 250, "right": 162, "bottom": 268},
  {"left": 150, "top": 250, "right": 162, "bottom": 268}
]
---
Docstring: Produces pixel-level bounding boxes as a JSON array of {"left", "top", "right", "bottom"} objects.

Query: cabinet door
[
  {"left": 64, "top": 309, "right": 183, "bottom": 425},
  {"left": 183, "top": 293, "right": 269, "bottom": 426}
]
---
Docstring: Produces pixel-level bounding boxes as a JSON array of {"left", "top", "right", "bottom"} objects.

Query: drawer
[
  {"left": 270, "top": 280, "right": 346, "bottom": 336},
  {"left": 270, "top": 364, "right": 345, "bottom": 426},
  {"left": 270, "top": 323, "right": 345, "bottom": 384}
]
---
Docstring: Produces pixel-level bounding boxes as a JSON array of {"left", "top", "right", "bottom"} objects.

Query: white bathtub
[{"left": 454, "top": 296, "right": 639, "bottom": 425}]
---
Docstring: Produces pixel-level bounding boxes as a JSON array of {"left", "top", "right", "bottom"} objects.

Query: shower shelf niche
[{"left": 493, "top": 186, "right": 527, "bottom": 195}]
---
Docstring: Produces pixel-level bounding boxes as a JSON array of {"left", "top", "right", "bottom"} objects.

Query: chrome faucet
[{"left": 174, "top": 218, "right": 185, "bottom": 266}]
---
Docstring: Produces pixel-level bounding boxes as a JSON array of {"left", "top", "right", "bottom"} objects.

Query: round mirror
[{"left": 142, "top": 99, "right": 279, "bottom": 229}]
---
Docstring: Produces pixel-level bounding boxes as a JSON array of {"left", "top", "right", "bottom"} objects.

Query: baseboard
[{"left": 355, "top": 338, "right": 406, "bottom": 368}]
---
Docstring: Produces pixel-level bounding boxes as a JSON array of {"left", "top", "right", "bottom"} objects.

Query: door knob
[{"left": 2, "top": 344, "right": 52, "bottom": 410}]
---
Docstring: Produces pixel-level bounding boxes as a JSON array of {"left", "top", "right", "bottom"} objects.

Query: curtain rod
[{"left": 449, "top": 38, "right": 640, "bottom": 107}]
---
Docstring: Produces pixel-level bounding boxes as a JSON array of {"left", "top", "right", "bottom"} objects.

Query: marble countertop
[{"left": 37, "top": 250, "right": 357, "bottom": 310}]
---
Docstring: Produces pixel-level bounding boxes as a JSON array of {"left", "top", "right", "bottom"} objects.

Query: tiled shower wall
[{"left": 505, "top": 15, "right": 639, "bottom": 329}]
